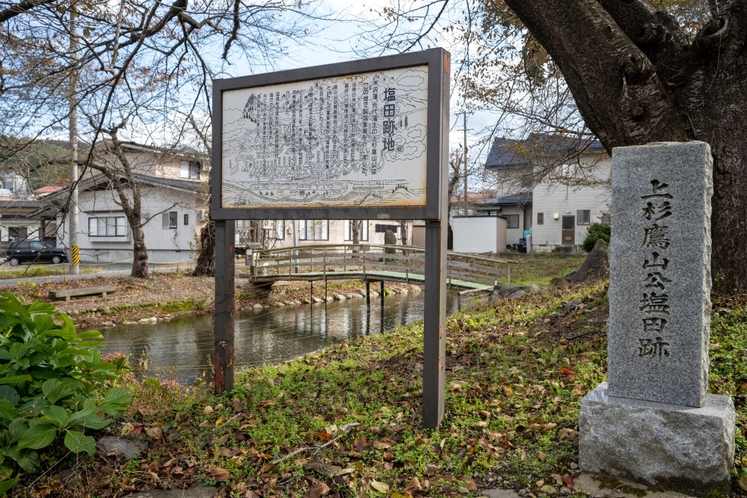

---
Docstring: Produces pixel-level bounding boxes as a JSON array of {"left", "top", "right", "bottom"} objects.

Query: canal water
[{"left": 100, "top": 291, "right": 461, "bottom": 385}]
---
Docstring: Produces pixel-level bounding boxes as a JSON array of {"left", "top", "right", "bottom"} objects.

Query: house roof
[
  {"left": 88, "top": 140, "right": 206, "bottom": 162},
  {"left": 34, "top": 186, "right": 65, "bottom": 196},
  {"left": 485, "top": 134, "right": 606, "bottom": 171},
  {"left": 27, "top": 172, "right": 203, "bottom": 218},
  {"left": 63, "top": 172, "right": 202, "bottom": 197},
  {"left": 476, "top": 192, "right": 533, "bottom": 210},
  {"left": 0, "top": 199, "right": 42, "bottom": 210},
  {"left": 485, "top": 137, "right": 532, "bottom": 169},
  {"left": 131, "top": 173, "right": 202, "bottom": 193}
]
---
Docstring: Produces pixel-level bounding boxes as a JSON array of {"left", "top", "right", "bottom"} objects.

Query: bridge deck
[
  {"left": 252, "top": 269, "right": 493, "bottom": 291},
  {"left": 249, "top": 244, "right": 517, "bottom": 292}
]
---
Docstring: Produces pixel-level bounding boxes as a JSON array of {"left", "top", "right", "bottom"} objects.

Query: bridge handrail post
[{"left": 406, "top": 247, "right": 410, "bottom": 284}]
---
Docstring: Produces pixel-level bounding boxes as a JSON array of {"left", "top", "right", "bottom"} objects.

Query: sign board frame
[
  {"left": 211, "top": 48, "right": 449, "bottom": 429},
  {"left": 212, "top": 48, "right": 449, "bottom": 222}
]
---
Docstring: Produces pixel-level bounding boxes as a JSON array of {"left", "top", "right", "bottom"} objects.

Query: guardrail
[{"left": 250, "top": 244, "right": 519, "bottom": 287}]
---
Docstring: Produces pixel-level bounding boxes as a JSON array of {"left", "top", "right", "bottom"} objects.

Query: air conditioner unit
[
  {"left": 197, "top": 209, "right": 207, "bottom": 221},
  {"left": 261, "top": 220, "right": 274, "bottom": 229}
]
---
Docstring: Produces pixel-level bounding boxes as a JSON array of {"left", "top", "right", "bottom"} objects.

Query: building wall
[
  {"left": 452, "top": 216, "right": 508, "bottom": 253},
  {"left": 59, "top": 186, "right": 202, "bottom": 264},
  {"left": 531, "top": 156, "right": 611, "bottom": 251},
  {"left": 96, "top": 147, "right": 205, "bottom": 181},
  {"left": 265, "top": 220, "right": 413, "bottom": 249},
  {"left": 492, "top": 165, "right": 533, "bottom": 197},
  {"left": 497, "top": 206, "right": 532, "bottom": 247}
]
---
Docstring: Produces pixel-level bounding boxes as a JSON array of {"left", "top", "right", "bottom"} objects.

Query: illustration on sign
[{"left": 221, "top": 65, "right": 429, "bottom": 209}]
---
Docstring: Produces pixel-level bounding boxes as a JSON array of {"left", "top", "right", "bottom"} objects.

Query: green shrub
[
  {"left": 0, "top": 293, "right": 131, "bottom": 495},
  {"left": 582, "top": 223, "right": 611, "bottom": 252}
]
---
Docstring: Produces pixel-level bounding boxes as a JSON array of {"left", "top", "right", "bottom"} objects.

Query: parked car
[{"left": 5, "top": 239, "right": 68, "bottom": 266}]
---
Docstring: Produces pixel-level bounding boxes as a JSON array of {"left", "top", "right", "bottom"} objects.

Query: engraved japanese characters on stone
[{"left": 638, "top": 179, "right": 674, "bottom": 360}]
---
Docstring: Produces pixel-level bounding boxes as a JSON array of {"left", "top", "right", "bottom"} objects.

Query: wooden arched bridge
[{"left": 248, "top": 244, "right": 519, "bottom": 307}]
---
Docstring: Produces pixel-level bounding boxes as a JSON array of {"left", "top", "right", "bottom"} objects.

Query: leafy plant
[
  {"left": 0, "top": 293, "right": 131, "bottom": 495},
  {"left": 582, "top": 223, "right": 611, "bottom": 252}
]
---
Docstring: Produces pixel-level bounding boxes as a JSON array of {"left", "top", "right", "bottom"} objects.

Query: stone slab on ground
[
  {"left": 579, "top": 382, "right": 735, "bottom": 495},
  {"left": 128, "top": 486, "right": 218, "bottom": 498},
  {"left": 573, "top": 473, "right": 697, "bottom": 498},
  {"left": 95, "top": 436, "right": 148, "bottom": 461},
  {"left": 478, "top": 489, "right": 521, "bottom": 498}
]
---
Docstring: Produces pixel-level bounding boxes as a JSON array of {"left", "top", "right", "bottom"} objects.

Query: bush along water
[{"left": 0, "top": 293, "right": 131, "bottom": 495}]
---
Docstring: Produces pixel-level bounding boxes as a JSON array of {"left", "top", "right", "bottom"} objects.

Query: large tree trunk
[{"left": 502, "top": 0, "right": 747, "bottom": 294}]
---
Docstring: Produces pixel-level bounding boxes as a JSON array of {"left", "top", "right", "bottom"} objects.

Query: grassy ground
[
  {"left": 18, "top": 252, "right": 747, "bottom": 497},
  {"left": 24, "top": 273, "right": 747, "bottom": 497},
  {"left": 505, "top": 252, "right": 586, "bottom": 286}
]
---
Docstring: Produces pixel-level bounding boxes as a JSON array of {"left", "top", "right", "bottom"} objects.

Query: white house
[
  {"left": 53, "top": 173, "right": 207, "bottom": 264},
  {"left": 250, "top": 219, "right": 414, "bottom": 250},
  {"left": 36, "top": 142, "right": 209, "bottom": 264},
  {"left": 0, "top": 173, "right": 54, "bottom": 248},
  {"left": 481, "top": 134, "right": 611, "bottom": 252}
]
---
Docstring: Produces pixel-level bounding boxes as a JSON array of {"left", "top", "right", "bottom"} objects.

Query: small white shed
[{"left": 451, "top": 216, "right": 508, "bottom": 253}]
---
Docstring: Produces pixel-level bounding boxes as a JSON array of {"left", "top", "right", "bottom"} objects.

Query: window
[
  {"left": 180, "top": 161, "right": 200, "bottom": 179},
  {"left": 180, "top": 161, "right": 201, "bottom": 180},
  {"left": 537, "top": 212, "right": 544, "bottom": 225},
  {"left": 162, "top": 211, "right": 178, "bottom": 229},
  {"left": 89, "top": 216, "right": 127, "bottom": 237},
  {"left": 184, "top": 214, "right": 189, "bottom": 226},
  {"left": 375, "top": 224, "right": 399, "bottom": 234},
  {"left": 577, "top": 209, "right": 591, "bottom": 225},
  {"left": 299, "top": 220, "right": 328, "bottom": 241},
  {"left": 344, "top": 220, "right": 369, "bottom": 241},
  {"left": 274, "top": 220, "right": 285, "bottom": 240},
  {"left": 559, "top": 163, "right": 578, "bottom": 178},
  {"left": 8, "top": 226, "right": 27, "bottom": 240},
  {"left": 505, "top": 214, "right": 520, "bottom": 229},
  {"left": 601, "top": 212, "right": 611, "bottom": 224}
]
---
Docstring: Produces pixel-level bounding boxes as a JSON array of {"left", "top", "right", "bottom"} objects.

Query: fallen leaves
[
  {"left": 372, "top": 437, "right": 396, "bottom": 450},
  {"left": 210, "top": 466, "right": 231, "bottom": 481},
  {"left": 370, "top": 480, "right": 390, "bottom": 493},
  {"left": 303, "top": 481, "right": 331, "bottom": 497},
  {"left": 559, "top": 428, "right": 580, "bottom": 440},
  {"left": 302, "top": 462, "right": 353, "bottom": 478},
  {"left": 29, "top": 278, "right": 619, "bottom": 498}
]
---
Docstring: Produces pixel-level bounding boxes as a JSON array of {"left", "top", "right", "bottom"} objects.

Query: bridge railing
[{"left": 251, "top": 244, "right": 519, "bottom": 285}]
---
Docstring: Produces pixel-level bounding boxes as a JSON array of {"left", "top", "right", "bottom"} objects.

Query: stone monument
[{"left": 579, "top": 142, "right": 735, "bottom": 494}]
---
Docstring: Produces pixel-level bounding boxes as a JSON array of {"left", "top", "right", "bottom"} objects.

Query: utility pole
[
  {"left": 69, "top": 5, "right": 80, "bottom": 275},
  {"left": 462, "top": 112, "right": 468, "bottom": 204}
]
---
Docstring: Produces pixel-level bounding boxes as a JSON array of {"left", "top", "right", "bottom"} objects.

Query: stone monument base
[{"left": 579, "top": 382, "right": 735, "bottom": 495}]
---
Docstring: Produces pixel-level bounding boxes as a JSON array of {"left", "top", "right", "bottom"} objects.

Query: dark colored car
[{"left": 5, "top": 239, "right": 68, "bottom": 266}]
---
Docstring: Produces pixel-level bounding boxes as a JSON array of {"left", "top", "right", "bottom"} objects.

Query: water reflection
[{"left": 100, "top": 292, "right": 459, "bottom": 385}]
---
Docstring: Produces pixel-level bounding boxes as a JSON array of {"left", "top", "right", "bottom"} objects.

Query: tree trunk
[
  {"left": 131, "top": 224, "right": 149, "bottom": 278},
  {"left": 502, "top": 0, "right": 747, "bottom": 293},
  {"left": 398, "top": 220, "right": 409, "bottom": 246},
  {"left": 192, "top": 220, "right": 215, "bottom": 276}
]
